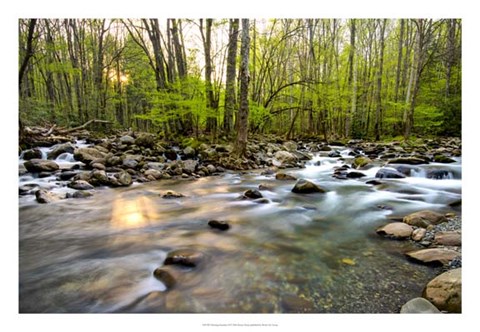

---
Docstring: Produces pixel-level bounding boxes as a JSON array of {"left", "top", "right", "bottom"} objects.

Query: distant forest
[{"left": 18, "top": 19, "right": 461, "bottom": 142}]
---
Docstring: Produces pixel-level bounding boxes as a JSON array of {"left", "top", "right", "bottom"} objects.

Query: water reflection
[{"left": 110, "top": 195, "right": 156, "bottom": 229}]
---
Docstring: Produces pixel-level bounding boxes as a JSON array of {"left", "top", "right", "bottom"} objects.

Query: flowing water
[{"left": 18, "top": 146, "right": 462, "bottom": 313}]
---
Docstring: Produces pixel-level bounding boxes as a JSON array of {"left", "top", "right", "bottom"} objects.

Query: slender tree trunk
[
  {"left": 346, "top": 19, "right": 356, "bottom": 137},
  {"left": 374, "top": 19, "right": 386, "bottom": 141},
  {"left": 234, "top": 19, "right": 250, "bottom": 157},
  {"left": 19, "top": 19, "right": 37, "bottom": 93},
  {"left": 223, "top": 19, "right": 239, "bottom": 135},
  {"left": 200, "top": 19, "right": 217, "bottom": 135}
]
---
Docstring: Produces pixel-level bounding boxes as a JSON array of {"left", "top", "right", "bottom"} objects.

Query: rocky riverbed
[{"left": 18, "top": 133, "right": 462, "bottom": 313}]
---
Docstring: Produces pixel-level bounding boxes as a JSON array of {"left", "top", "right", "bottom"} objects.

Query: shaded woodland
[{"left": 19, "top": 19, "right": 461, "bottom": 147}]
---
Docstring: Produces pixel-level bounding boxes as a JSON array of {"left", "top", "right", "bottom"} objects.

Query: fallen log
[{"left": 57, "top": 119, "right": 111, "bottom": 134}]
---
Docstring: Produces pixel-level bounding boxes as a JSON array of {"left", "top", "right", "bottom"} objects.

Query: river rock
[
  {"left": 74, "top": 147, "right": 106, "bottom": 164},
  {"left": 434, "top": 232, "right": 461, "bottom": 246},
  {"left": 403, "top": 210, "right": 447, "bottom": 228},
  {"left": 274, "top": 150, "right": 297, "bottom": 165},
  {"left": 283, "top": 141, "right": 298, "bottom": 152},
  {"left": 352, "top": 156, "right": 372, "bottom": 169},
  {"left": 164, "top": 150, "right": 178, "bottom": 161},
  {"left": 162, "top": 190, "right": 184, "bottom": 198},
  {"left": 183, "top": 146, "right": 196, "bottom": 158},
  {"left": 244, "top": 189, "right": 263, "bottom": 199},
  {"left": 433, "top": 154, "right": 456, "bottom": 163},
  {"left": 346, "top": 171, "right": 366, "bottom": 179},
  {"left": 47, "top": 142, "right": 75, "bottom": 160},
  {"left": 376, "top": 222, "right": 413, "bottom": 239},
  {"left": 22, "top": 148, "right": 43, "bottom": 160},
  {"left": 405, "top": 248, "right": 460, "bottom": 265},
  {"left": 144, "top": 169, "right": 162, "bottom": 180},
  {"left": 115, "top": 171, "right": 132, "bottom": 186},
  {"left": 208, "top": 220, "right": 230, "bottom": 231},
  {"left": 275, "top": 172, "right": 297, "bottom": 180},
  {"left": 164, "top": 249, "right": 203, "bottom": 267},
  {"left": 122, "top": 158, "right": 139, "bottom": 169},
  {"left": 182, "top": 160, "right": 198, "bottom": 174},
  {"left": 35, "top": 189, "right": 61, "bottom": 204},
  {"left": 400, "top": 297, "right": 441, "bottom": 313},
  {"left": 19, "top": 184, "right": 39, "bottom": 195},
  {"left": 153, "top": 267, "right": 176, "bottom": 289},
  {"left": 427, "top": 169, "right": 450, "bottom": 180},
  {"left": 89, "top": 170, "right": 110, "bottom": 186},
  {"left": 119, "top": 135, "right": 135, "bottom": 145},
  {"left": 292, "top": 179, "right": 326, "bottom": 194},
  {"left": 375, "top": 168, "right": 406, "bottom": 179},
  {"left": 423, "top": 268, "right": 461, "bottom": 313},
  {"left": 411, "top": 228, "right": 427, "bottom": 241},
  {"left": 24, "top": 159, "right": 60, "bottom": 173},
  {"left": 134, "top": 133, "right": 156, "bottom": 148},
  {"left": 388, "top": 157, "right": 428, "bottom": 165},
  {"left": 71, "top": 190, "right": 93, "bottom": 199},
  {"left": 67, "top": 180, "right": 94, "bottom": 190}
]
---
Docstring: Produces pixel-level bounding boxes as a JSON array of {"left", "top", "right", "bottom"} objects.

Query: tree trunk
[
  {"left": 346, "top": 19, "right": 356, "bottom": 137},
  {"left": 374, "top": 19, "right": 386, "bottom": 141},
  {"left": 234, "top": 19, "right": 250, "bottom": 157},
  {"left": 200, "top": 19, "right": 217, "bottom": 135},
  {"left": 19, "top": 19, "right": 37, "bottom": 93},
  {"left": 223, "top": 19, "right": 239, "bottom": 135}
]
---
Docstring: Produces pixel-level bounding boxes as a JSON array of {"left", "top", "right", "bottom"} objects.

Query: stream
[{"left": 18, "top": 145, "right": 462, "bottom": 313}]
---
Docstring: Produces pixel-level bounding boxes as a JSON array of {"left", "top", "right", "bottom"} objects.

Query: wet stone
[
  {"left": 208, "top": 220, "right": 230, "bottom": 231},
  {"left": 153, "top": 268, "right": 176, "bottom": 289},
  {"left": 164, "top": 249, "right": 203, "bottom": 267},
  {"left": 243, "top": 189, "right": 263, "bottom": 199},
  {"left": 281, "top": 295, "right": 315, "bottom": 313},
  {"left": 162, "top": 190, "right": 185, "bottom": 198}
]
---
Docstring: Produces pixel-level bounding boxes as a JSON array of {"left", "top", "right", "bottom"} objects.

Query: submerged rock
[
  {"left": 400, "top": 297, "right": 441, "bottom": 313},
  {"left": 275, "top": 172, "right": 297, "bottom": 180},
  {"left": 24, "top": 159, "right": 59, "bottom": 173},
  {"left": 291, "top": 179, "right": 326, "bottom": 194},
  {"left": 162, "top": 190, "right": 185, "bottom": 198},
  {"left": 423, "top": 268, "right": 461, "bottom": 313},
  {"left": 376, "top": 222, "right": 413, "bottom": 239},
  {"left": 164, "top": 249, "right": 203, "bottom": 267},
  {"left": 403, "top": 210, "right": 447, "bottom": 228},
  {"left": 346, "top": 171, "right": 366, "bottom": 179},
  {"left": 208, "top": 220, "right": 230, "bottom": 231}
]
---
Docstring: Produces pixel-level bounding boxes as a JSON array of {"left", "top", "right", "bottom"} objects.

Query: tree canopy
[{"left": 19, "top": 18, "right": 461, "bottom": 141}]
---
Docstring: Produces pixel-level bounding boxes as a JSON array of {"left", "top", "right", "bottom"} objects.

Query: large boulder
[
  {"left": 274, "top": 150, "right": 297, "bottom": 165},
  {"left": 283, "top": 141, "right": 298, "bottom": 152},
  {"left": 352, "top": 156, "right": 372, "bottom": 169},
  {"left": 423, "top": 268, "right": 461, "bottom": 313},
  {"left": 115, "top": 171, "right": 132, "bottom": 186},
  {"left": 48, "top": 142, "right": 75, "bottom": 160},
  {"left": 375, "top": 168, "right": 406, "bottom": 179},
  {"left": 403, "top": 210, "right": 447, "bottom": 228},
  {"left": 24, "top": 159, "right": 59, "bottom": 173},
  {"left": 74, "top": 147, "right": 106, "bottom": 164},
  {"left": 119, "top": 135, "right": 135, "bottom": 145},
  {"left": 89, "top": 170, "right": 111, "bottom": 186},
  {"left": 292, "top": 179, "right": 326, "bottom": 194},
  {"left": 182, "top": 160, "right": 198, "bottom": 174},
  {"left": 183, "top": 146, "right": 196, "bottom": 158},
  {"left": 376, "top": 222, "right": 413, "bottom": 239},
  {"left": 400, "top": 298, "right": 441, "bottom": 313},
  {"left": 405, "top": 248, "right": 460, "bottom": 265}
]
